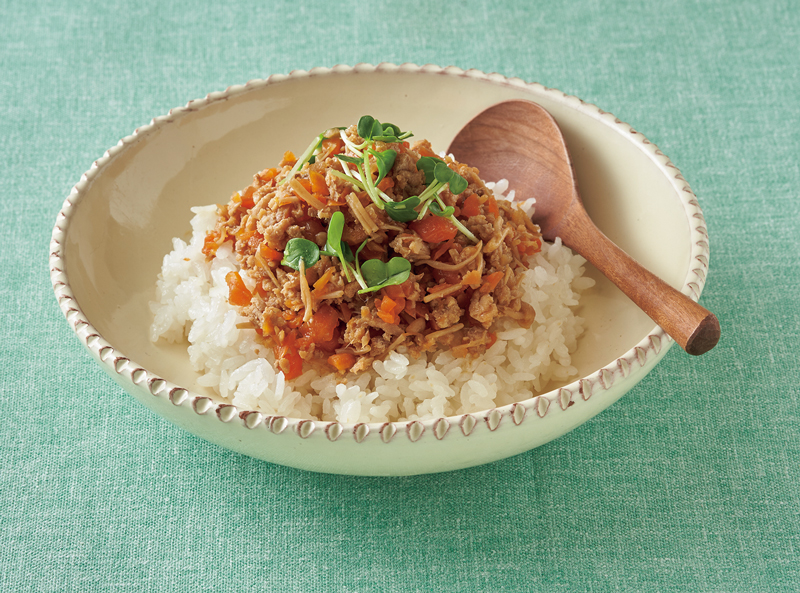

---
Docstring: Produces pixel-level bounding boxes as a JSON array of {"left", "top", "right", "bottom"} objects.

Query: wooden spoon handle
[{"left": 561, "top": 209, "right": 720, "bottom": 355}]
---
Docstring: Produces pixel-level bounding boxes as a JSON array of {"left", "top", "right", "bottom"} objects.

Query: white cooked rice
[{"left": 149, "top": 181, "right": 594, "bottom": 423}]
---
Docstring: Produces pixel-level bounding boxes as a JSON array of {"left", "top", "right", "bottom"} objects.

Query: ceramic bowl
[{"left": 50, "top": 63, "right": 710, "bottom": 475}]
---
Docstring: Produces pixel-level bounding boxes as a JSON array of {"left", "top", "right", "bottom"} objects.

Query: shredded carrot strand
[
  {"left": 428, "top": 283, "right": 455, "bottom": 294},
  {"left": 309, "top": 170, "right": 330, "bottom": 196},
  {"left": 313, "top": 267, "right": 335, "bottom": 292},
  {"left": 430, "top": 239, "right": 454, "bottom": 262},
  {"left": 480, "top": 271, "right": 504, "bottom": 294},
  {"left": 289, "top": 177, "right": 326, "bottom": 210}
]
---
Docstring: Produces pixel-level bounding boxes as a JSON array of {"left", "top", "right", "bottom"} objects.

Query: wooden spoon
[{"left": 448, "top": 100, "right": 720, "bottom": 355}]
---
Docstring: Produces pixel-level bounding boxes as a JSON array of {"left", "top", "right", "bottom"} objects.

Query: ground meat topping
[{"left": 204, "top": 117, "right": 543, "bottom": 379}]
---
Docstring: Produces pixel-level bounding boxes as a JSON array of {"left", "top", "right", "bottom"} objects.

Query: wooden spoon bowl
[{"left": 448, "top": 100, "right": 719, "bottom": 355}]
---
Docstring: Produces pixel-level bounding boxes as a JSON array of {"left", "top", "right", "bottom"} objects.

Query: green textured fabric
[{"left": 3, "top": 0, "right": 798, "bottom": 590}]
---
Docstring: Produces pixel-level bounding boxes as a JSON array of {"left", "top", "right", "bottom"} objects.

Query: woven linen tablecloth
[{"left": 2, "top": 1, "right": 798, "bottom": 591}]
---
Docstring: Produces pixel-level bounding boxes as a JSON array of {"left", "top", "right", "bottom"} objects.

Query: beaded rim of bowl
[{"left": 49, "top": 62, "right": 710, "bottom": 445}]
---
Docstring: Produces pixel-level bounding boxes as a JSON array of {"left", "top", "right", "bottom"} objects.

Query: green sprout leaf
[
  {"left": 358, "top": 117, "right": 412, "bottom": 144},
  {"left": 325, "top": 211, "right": 354, "bottom": 280},
  {"left": 336, "top": 154, "right": 362, "bottom": 165},
  {"left": 385, "top": 196, "right": 421, "bottom": 222},
  {"left": 417, "top": 158, "right": 468, "bottom": 196},
  {"left": 357, "top": 115, "right": 375, "bottom": 139},
  {"left": 281, "top": 238, "right": 320, "bottom": 270},
  {"left": 351, "top": 239, "right": 369, "bottom": 290},
  {"left": 416, "top": 156, "right": 444, "bottom": 185},
  {"left": 367, "top": 148, "right": 397, "bottom": 184},
  {"left": 360, "top": 260, "right": 390, "bottom": 289},
  {"left": 375, "top": 122, "right": 401, "bottom": 139},
  {"left": 357, "top": 115, "right": 384, "bottom": 141},
  {"left": 432, "top": 162, "right": 468, "bottom": 195},
  {"left": 429, "top": 201, "right": 455, "bottom": 218},
  {"left": 325, "top": 211, "right": 345, "bottom": 256},
  {"left": 373, "top": 122, "right": 413, "bottom": 143},
  {"left": 415, "top": 158, "right": 469, "bottom": 222},
  {"left": 341, "top": 242, "right": 355, "bottom": 263},
  {"left": 444, "top": 169, "right": 468, "bottom": 195},
  {"left": 357, "top": 257, "right": 412, "bottom": 294}
]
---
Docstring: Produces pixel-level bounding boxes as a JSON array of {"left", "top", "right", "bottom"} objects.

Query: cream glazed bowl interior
[{"left": 50, "top": 63, "right": 710, "bottom": 476}]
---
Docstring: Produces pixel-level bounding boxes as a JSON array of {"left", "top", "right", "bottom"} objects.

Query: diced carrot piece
[
  {"left": 276, "top": 342, "right": 303, "bottom": 379},
  {"left": 259, "top": 168, "right": 279, "bottom": 183},
  {"left": 479, "top": 271, "right": 504, "bottom": 294},
  {"left": 461, "top": 193, "right": 481, "bottom": 217},
  {"left": 376, "top": 310, "right": 394, "bottom": 324},
  {"left": 309, "top": 170, "right": 330, "bottom": 196},
  {"left": 302, "top": 303, "right": 339, "bottom": 343},
  {"left": 378, "top": 295, "right": 396, "bottom": 312},
  {"left": 225, "top": 271, "right": 252, "bottom": 306},
  {"left": 280, "top": 151, "right": 296, "bottom": 166},
  {"left": 328, "top": 352, "right": 356, "bottom": 372},
  {"left": 240, "top": 185, "right": 256, "bottom": 209},
  {"left": 416, "top": 144, "right": 438, "bottom": 158},
  {"left": 409, "top": 215, "right": 457, "bottom": 243},
  {"left": 461, "top": 269, "right": 481, "bottom": 287},
  {"left": 308, "top": 327, "right": 342, "bottom": 354},
  {"left": 376, "top": 295, "right": 393, "bottom": 313},
  {"left": 202, "top": 231, "right": 221, "bottom": 258},
  {"left": 383, "top": 279, "right": 414, "bottom": 299},
  {"left": 321, "top": 137, "right": 344, "bottom": 156},
  {"left": 377, "top": 177, "right": 395, "bottom": 192},
  {"left": 485, "top": 195, "right": 499, "bottom": 217},
  {"left": 376, "top": 295, "right": 404, "bottom": 324},
  {"left": 247, "top": 232, "right": 264, "bottom": 252},
  {"left": 260, "top": 244, "right": 283, "bottom": 262},
  {"left": 520, "top": 237, "right": 542, "bottom": 255},
  {"left": 261, "top": 316, "right": 274, "bottom": 336},
  {"left": 283, "top": 310, "right": 303, "bottom": 329}
]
